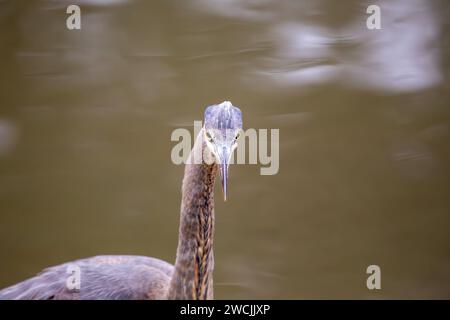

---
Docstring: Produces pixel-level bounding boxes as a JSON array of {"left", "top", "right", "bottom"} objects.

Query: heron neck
[{"left": 167, "top": 132, "right": 217, "bottom": 300}]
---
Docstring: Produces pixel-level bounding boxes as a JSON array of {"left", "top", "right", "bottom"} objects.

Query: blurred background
[{"left": 0, "top": 0, "right": 449, "bottom": 299}]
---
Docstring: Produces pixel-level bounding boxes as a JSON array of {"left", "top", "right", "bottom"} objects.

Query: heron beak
[{"left": 219, "top": 149, "right": 230, "bottom": 202}]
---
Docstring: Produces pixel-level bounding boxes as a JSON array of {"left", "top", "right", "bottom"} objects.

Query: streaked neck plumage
[{"left": 167, "top": 130, "right": 217, "bottom": 300}]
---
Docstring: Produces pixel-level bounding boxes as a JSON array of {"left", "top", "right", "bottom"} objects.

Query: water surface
[{"left": 0, "top": 0, "right": 449, "bottom": 298}]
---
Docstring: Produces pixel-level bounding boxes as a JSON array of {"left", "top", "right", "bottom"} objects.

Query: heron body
[{"left": 0, "top": 101, "right": 243, "bottom": 300}]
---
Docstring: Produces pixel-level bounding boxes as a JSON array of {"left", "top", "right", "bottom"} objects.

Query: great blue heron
[{"left": 0, "top": 101, "right": 243, "bottom": 300}]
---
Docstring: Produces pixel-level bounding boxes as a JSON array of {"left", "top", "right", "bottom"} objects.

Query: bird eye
[
  {"left": 235, "top": 131, "right": 241, "bottom": 141},
  {"left": 205, "top": 131, "right": 214, "bottom": 142}
]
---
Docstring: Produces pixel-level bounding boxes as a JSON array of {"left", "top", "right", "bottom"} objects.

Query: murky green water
[{"left": 0, "top": 0, "right": 449, "bottom": 299}]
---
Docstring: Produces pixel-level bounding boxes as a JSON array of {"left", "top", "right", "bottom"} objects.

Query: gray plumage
[
  {"left": 0, "top": 256, "right": 173, "bottom": 300},
  {"left": 0, "top": 101, "right": 243, "bottom": 300}
]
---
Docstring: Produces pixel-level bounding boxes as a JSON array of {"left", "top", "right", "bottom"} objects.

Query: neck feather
[{"left": 167, "top": 130, "right": 217, "bottom": 300}]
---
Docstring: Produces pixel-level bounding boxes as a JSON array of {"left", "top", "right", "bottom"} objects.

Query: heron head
[{"left": 203, "top": 101, "right": 243, "bottom": 201}]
